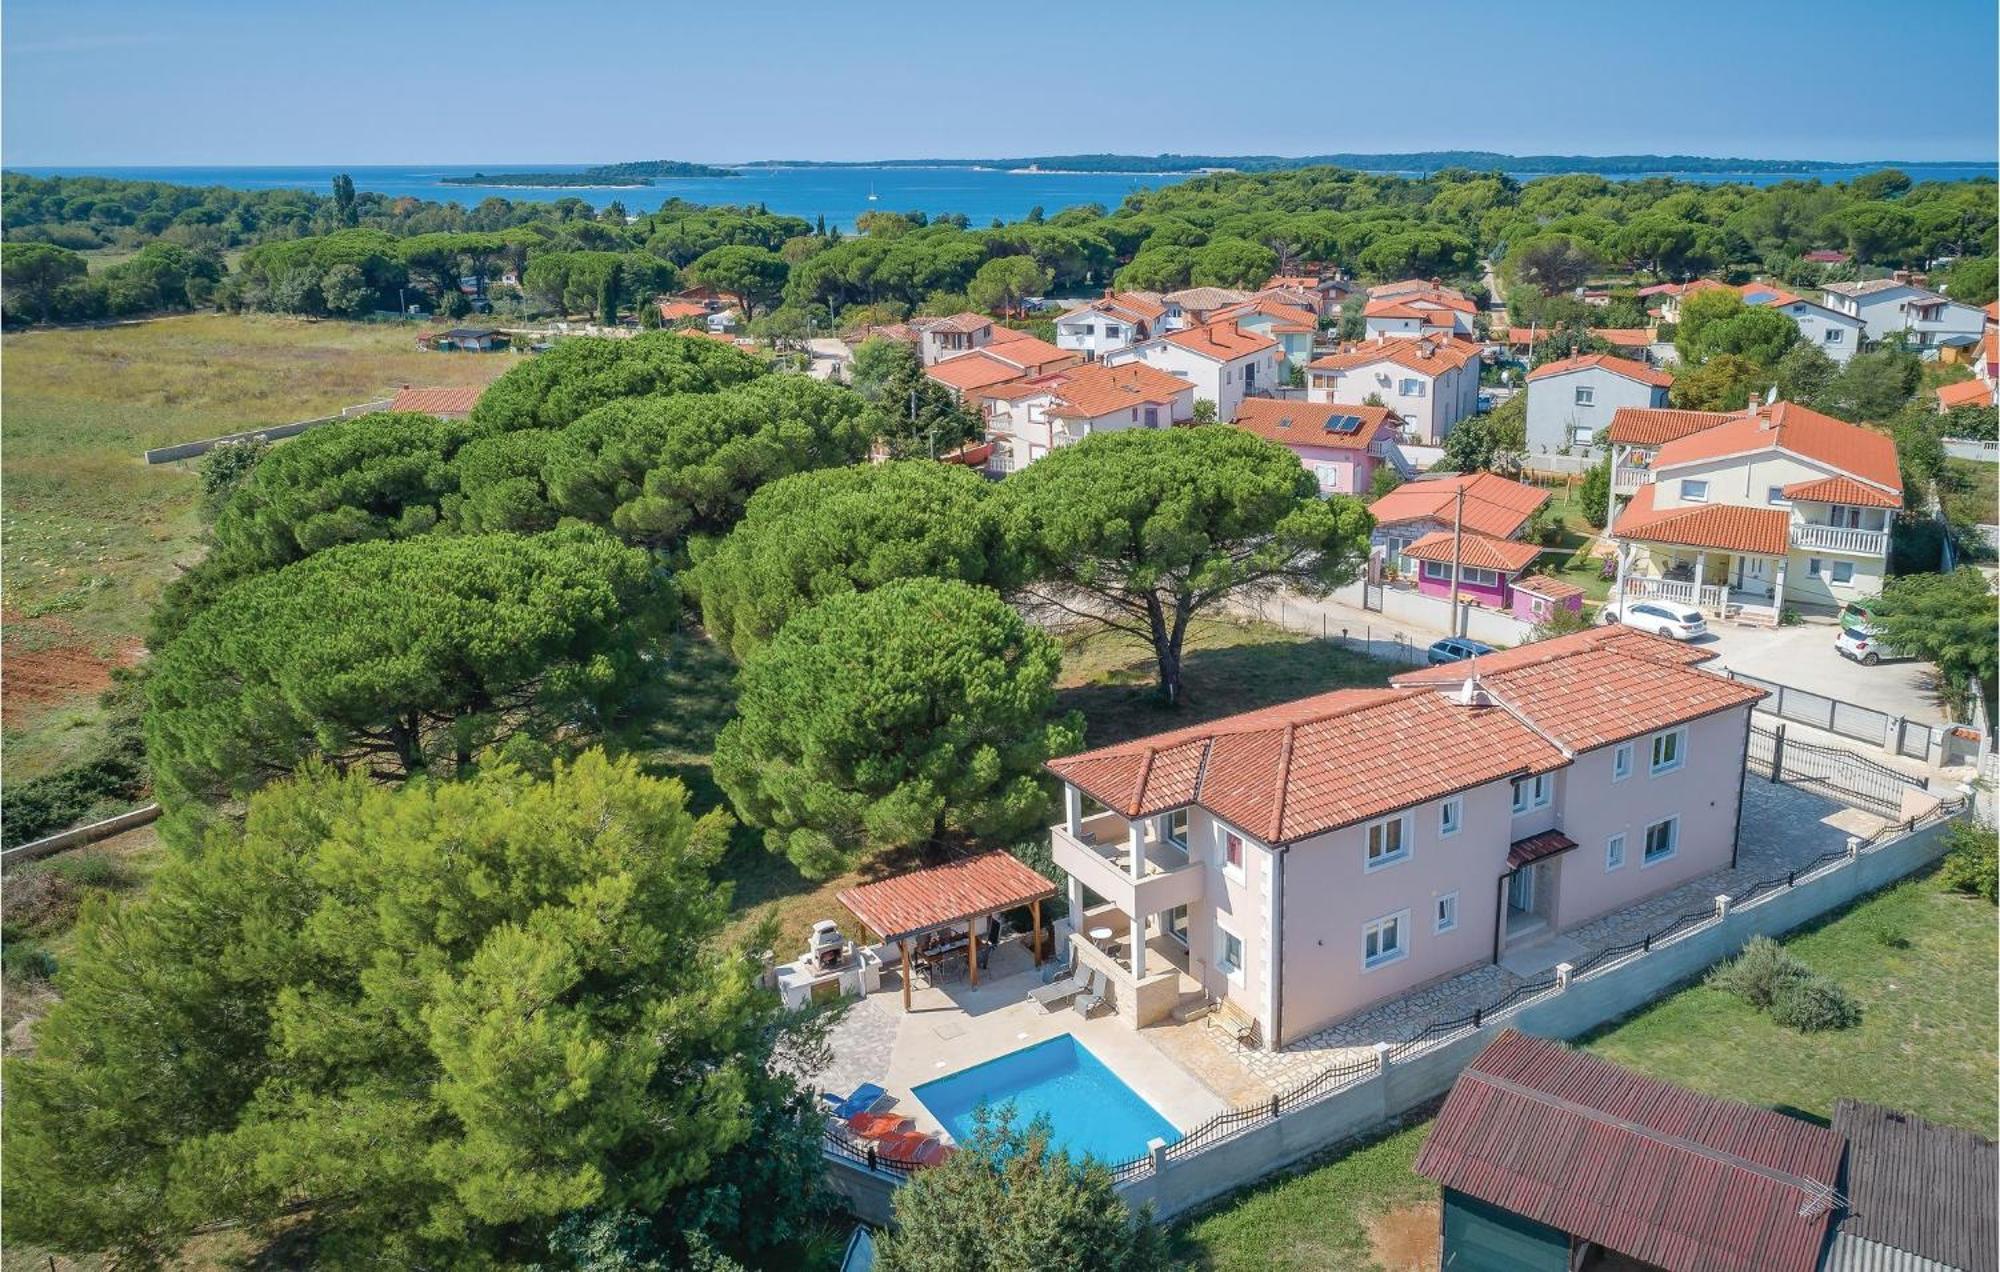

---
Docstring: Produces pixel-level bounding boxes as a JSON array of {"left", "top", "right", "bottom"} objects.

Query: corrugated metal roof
[
  {"left": 837, "top": 850, "right": 1056, "bottom": 944},
  {"left": 1416, "top": 1031, "right": 1845, "bottom": 1272},
  {"left": 1830, "top": 1101, "right": 1997, "bottom": 1272},
  {"left": 1824, "top": 1233, "right": 1960, "bottom": 1272}
]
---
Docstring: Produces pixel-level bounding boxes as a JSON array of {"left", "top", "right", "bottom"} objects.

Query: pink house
[
  {"left": 1402, "top": 530, "right": 1542, "bottom": 610},
  {"left": 1228, "top": 399, "right": 1405, "bottom": 495},
  {"left": 1044, "top": 628, "right": 1763, "bottom": 1047}
]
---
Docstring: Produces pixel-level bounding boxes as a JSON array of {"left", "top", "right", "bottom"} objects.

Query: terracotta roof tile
[
  {"left": 1163, "top": 286, "right": 1250, "bottom": 311},
  {"left": 657, "top": 300, "right": 710, "bottom": 320},
  {"left": 925, "top": 311, "right": 995, "bottom": 335},
  {"left": 1526, "top": 352, "right": 1673, "bottom": 389},
  {"left": 1391, "top": 626, "right": 1716, "bottom": 686},
  {"left": 389, "top": 385, "right": 483, "bottom": 418},
  {"left": 1604, "top": 407, "right": 1734, "bottom": 447},
  {"left": 838, "top": 849, "right": 1056, "bottom": 943},
  {"left": 1229, "top": 400, "right": 1398, "bottom": 451},
  {"left": 925, "top": 351, "right": 1033, "bottom": 393},
  {"left": 1781, "top": 474, "right": 1902, "bottom": 508},
  {"left": 1163, "top": 320, "right": 1278, "bottom": 361},
  {"left": 1367, "top": 471, "right": 1550, "bottom": 539},
  {"left": 1507, "top": 830, "right": 1578, "bottom": 869},
  {"left": 1937, "top": 379, "right": 1995, "bottom": 409},
  {"left": 1589, "top": 327, "right": 1655, "bottom": 347},
  {"left": 1612, "top": 483, "right": 1792, "bottom": 555},
  {"left": 1475, "top": 644, "right": 1765, "bottom": 751},
  {"left": 1043, "top": 362, "right": 1191, "bottom": 419},
  {"left": 1404, "top": 529, "right": 1543, "bottom": 573},
  {"left": 1309, "top": 336, "right": 1481, "bottom": 377},
  {"left": 1511, "top": 574, "right": 1586, "bottom": 602},
  {"left": 1651, "top": 401, "right": 1902, "bottom": 495}
]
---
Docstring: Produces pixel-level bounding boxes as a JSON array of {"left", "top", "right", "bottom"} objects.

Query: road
[{"left": 806, "top": 336, "right": 851, "bottom": 382}]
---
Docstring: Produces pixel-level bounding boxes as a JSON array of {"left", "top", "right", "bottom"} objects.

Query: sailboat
[{"left": 866, "top": 182, "right": 878, "bottom": 202}]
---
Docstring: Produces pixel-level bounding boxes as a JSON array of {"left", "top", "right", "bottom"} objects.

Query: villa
[
  {"left": 1304, "top": 335, "right": 1483, "bottom": 444},
  {"left": 1367, "top": 470, "right": 1550, "bottom": 578},
  {"left": 1054, "top": 290, "right": 1168, "bottom": 360},
  {"left": 1524, "top": 352, "right": 1674, "bottom": 455},
  {"left": 1104, "top": 319, "right": 1281, "bottom": 421},
  {"left": 1043, "top": 627, "right": 1765, "bottom": 1050},
  {"left": 978, "top": 360, "right": 1195, "bottom": 471},
  {"left": 1228, "top": 399, "right": 1406, "bottom": 496}
]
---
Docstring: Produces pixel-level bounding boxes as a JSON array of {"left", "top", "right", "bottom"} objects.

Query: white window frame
[
  {"left": 1606, "top": 832, "right": 1627, "bottom": 871},
  {"left": 1824, "top": 327, "right": 1844, "bottom": 344},
  {"left": 1830, "top": 560, "right": 1855, "bottom": 585},
  {"left": 1681, "top": 478, "right": 1710, "bottom": 503},
  {"left": 1422, "top": 559, "right": 1451, "bottom": 581},
  {"left": 1362, "top": 909, "right": 1410, "bottom": 971},
  {"left": 1767, "top": 486, "right": 1789, "bottom": 505},
  {"left": 1574, "top": 385, "right": 1595, "bottom": 406},
  {"left": 1642, "top": 816, "right": 1679, "bottom": 866},
  {"left": 1612, "top": 742, "right": 1633, "bottom": 782},
  {"left": 1435, "top": 892, "right": 1459, "bottom": 934},
  {"left": 1163, "top": 808, "right": 1189, "bottom": 852},
  {"left": 1511, "top": 772, "right": 1552, "bottom": 814},
  {"left": 1650, "top": 726, "right": 1687, "bottom": 776},
  {"left": 1439, "top": 796, "right": 1463, "bottom": 838},
  {"left": 1216, "top": 920, "right": 1245, "bottom": 982},
  {"left": 1399, "top": 378, "right": 1426, "bottom": 397},
  {"left": 1364, "top": 813, "right": 1412, "bottom": 871},
  {"left": 1220, "top": 827, "right": 1247, "bottom": 882}
]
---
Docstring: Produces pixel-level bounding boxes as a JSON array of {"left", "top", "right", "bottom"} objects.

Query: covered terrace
[{"left": 838, "top": 850, "right": 1057, "bottom": 1012}]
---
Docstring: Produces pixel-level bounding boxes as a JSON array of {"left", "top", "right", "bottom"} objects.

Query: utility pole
[{"left": 1449, "top": 484, "right": 1465, "bottom": 636}]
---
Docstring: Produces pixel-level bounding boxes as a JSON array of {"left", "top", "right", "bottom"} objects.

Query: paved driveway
[{"left": 1695, "top": 621, "right": 1947, "bottom": 724}]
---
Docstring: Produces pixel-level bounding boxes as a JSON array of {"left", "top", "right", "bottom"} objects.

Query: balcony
[
  {"left": 1612, "top": 464, "right": 1654, "bottom": 494},
  {"left": 1050, "top": 812, "right": 1206, "bottom": 919},
  {"left": 1790, "top": 522, "right": 1888, "bottom": 555}
]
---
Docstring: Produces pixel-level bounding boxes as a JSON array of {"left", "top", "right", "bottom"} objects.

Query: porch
[{"left": 1620, "top": 543, "right": 1784, "bottom": 624}]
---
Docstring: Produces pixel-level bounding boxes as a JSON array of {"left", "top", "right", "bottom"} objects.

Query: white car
[
  {"left": 1835, "top": 623, "right": 1901, "bottom": 666},
  {"left": 1606, "top": 600, "right": 1708, "bottom": 641}
]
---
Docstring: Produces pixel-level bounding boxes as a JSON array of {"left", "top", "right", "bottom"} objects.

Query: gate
[
  {"left": 1362, "top": 581, "right": 1384, "bottom": 612},
  {"left": 1727, "top": 669, "right": 1894, "bottom": 748},
  {"left": 1749, "top": 724, "right": 1928, "bottom": 819},
  {"left": 1893, "top": 718, "right": 1934, "bottom": 762}
]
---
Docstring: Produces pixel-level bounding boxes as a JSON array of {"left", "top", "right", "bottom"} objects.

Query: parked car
[
  {"left": 1604, "top": 600, "right": 1707, "bottom": 641},
  {"left": 1835, "top": 622, "right": 1903, "bottom": 666},
  {"left": 1426, "top": 637, "right": 1497, "bottom": 665}
]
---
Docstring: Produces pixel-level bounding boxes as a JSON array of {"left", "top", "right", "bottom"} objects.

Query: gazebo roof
[{"left": 838, "top": 850, "right": 1057, "bottom": 944}]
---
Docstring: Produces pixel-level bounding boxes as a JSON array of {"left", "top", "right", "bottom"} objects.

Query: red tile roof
[
  {"left": 1937, "top": 379, "right": 1995, "bottom": 409},
  {"left": 1309, "top": 336, "right": 1481, "bottom": 377},
  {"left": 1390, "top": 625, "right": 1717, "bottom": 686},
  {"left": 657, "top": 300, "right": 710, "bottom": 320},
  {"left": 1510, "top": 574, "right": 1586, "bottom": 603},
  {"left": 1403, "top": 529, "right": 1543, "bottom": 573},
  {"left": 1507, "top": 830, "right": 1577, "bottom": 869},
  {"left": 925, "top": 311, "right": 995, "bottom": 335},
  {"left": 1229, "top": 400, "right": 1398, "bottom": 451},
  {"left": 1043, "top": 362, "right": 1191, "bottom": 419},
  {"left": 1469, "top": 643, "right": 1764, "bottom": 751},
  {"left": 1163, "top": 320, "right": 1278, "bottom": 361},
  {"left": 838, "top": 849, "right": 1058, "bottom": 944},
  {"left": 1651, "top": 401, "right": 1902, "bottom": 496},
  {"left": 1367, "top": 281, "right": 1476, "bottom": 313},
  {"left": 1417, "top": 1031, "right": 1845, "bottom": 1272},
  {"left": 1613, "top": 483, "right": 1792, "bottom": 555},
  {"left": 1589, "top": 327, "right": 1655, "bottom": 347},
  {"left": 1526, "top": 352, "right": 1673, "bottom": 389},
  {"left": 1604, "top": 407, "right": 1734, "bottom": 447},
  {"left": 1781, "top": 473, "right": 1902, "bottom": 508},
  {"left": 926, "top": 351, "right": 1033, "bottom": 393},
  {"left": 389, "top": 385, "right": 483, "bottom": 418},
  {"left": 1163, "top": 286, "right": 1250, "bottom": 311},
  {"left": 980, "top": 329, "right": 1072, "bottom": 367},
  {"left": 1368, "top": 471, "right": 1551, "bottom": 539}
]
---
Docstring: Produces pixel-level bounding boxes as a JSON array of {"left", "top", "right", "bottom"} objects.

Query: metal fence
[
  {"left": 1726, "top": 669, "right": 1898, "bottom": 751},
  {"left": 1748, "top": 723, "right": 1927, "bottom": 818}
]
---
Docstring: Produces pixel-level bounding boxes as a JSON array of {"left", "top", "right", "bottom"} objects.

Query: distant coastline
[
  {"left": 737, "top": 151, "right": 1992, "bottom": 177},
  {"left": 441, "top": 159, "right": 736, "bottom": 187}
]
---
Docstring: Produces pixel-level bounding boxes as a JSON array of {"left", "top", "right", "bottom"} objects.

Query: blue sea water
[
  {"left": 912, "top": 1034, "right": 1180, "bottom": 1164},
  {"left": 12, "top": 161, "right": 1995, "bottom": 230}
]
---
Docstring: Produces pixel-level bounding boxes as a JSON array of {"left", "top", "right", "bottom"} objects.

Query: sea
[{"left": 11, "top": 162, "right": 1996, "bottom": 229}]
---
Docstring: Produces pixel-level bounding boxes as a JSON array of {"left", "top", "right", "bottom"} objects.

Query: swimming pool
[{"left": 913, "top": 1035, "right": 1181, "bottom": 1164}]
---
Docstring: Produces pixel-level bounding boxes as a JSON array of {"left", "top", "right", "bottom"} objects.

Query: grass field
[
  {"left": 1173, "top": 864, "right": 1998, "bottom": 1269},
  {"left": 1, "top": 313, "right": 515, "bottom": 780}
]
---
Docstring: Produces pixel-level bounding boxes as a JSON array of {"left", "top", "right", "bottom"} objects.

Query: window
[
  {"left": 1681, "top": 479, "right": 1710, "bottom": 503},
  {"left": 1423, "top": 560, "right": 1451, "bottom": 581},
  {"left": 1650, "top": 727, "right": 1686, "bottom": 775},
  {"left": 1606, "top": 833, "right": 1627, "bottom": 871},
  {"left": 1165, "top": 905, "right": 1189, "bottom": 947},
  {"left": 1830, "top": 561, "right": 1855, "bottom": 585},
  {"left": 1440, "top": 797, "right": 1463, "bottom": 838},
  {"left": 1222, "top": 829, "right": 1245, "bottom": 878},
  {"left": 1767, "top": 486, "right": 1789, "bottom": 505},
  {"left": 1808, "top": 556, "right": 1824, "bottom": 577},
  {"left": 1643, "top": 816, "right": 1678, "bottom": 865},
  {"left": 1574, "top": 385, "right": 1596, "bottom": 406},
  {"left": 1144, "top": 406, "right": 1159, "bottom": 428},
  {"left": 1824, "top": 327, "right": 1844, "bottom": 344},
  {"left": 1571, "top": 425, "right": 1596, "bottom": 446},
  {"left": 1217, "top": 925, "right": 1245, "bottom": 980},
  {"left": 1104, "top": 325, "right": 1121, "bottom": 340},
  {"left": 1399, "top": 378, "right": 1426, "bottom": 397},
  {"left": 1435, "top": 892, "right": 1459, "bottom": 933},
  {"left": 1613, "top": 742, "right": 1633, "bottom": 781},
  {"left": 1363, "top": 911, "right": 1409, "bottom": 969},
  {"left": 1463, "top": 566, "right": 1499, "bottom": 588},
  {"left": 1163, "top": 808, "right": 1189, "bottom": 851},
  {"left": 1511, "top": 772, "right": 1552, "bottom": 813},
  {"left": 1365, "top": 815, "right": 1411, "bottom": 870}
]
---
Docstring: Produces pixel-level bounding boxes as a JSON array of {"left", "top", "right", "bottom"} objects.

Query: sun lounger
[
  {"left": 1028, "top": 965, "right": 1084, "bottom": 1011},
  {"left": 875, "top": 1131, "right": 942, "bottom": 1164},
  {"left": 847, "top": 1111, "right": 911, "bottom": 1140},
  {"left": 823, "top": 1081, "right": 887, "bottom": 1121},
  {"left": 1071, "top": 967, "right": 1106, "bottom": 1018}
]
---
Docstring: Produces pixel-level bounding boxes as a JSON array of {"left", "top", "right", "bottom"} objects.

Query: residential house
[
  {"left": 1261, "top": 272, "right": 1353, "bottom": 316},
  {"left": 1588, "top": 326, "right": 1659, "bottom": 357},
  {"left": 1160, "top": 286, "right": 1251, "bottom": 330},
  {"left": 1399, "top": 530, "right": 1551, "bottom": 615},
  {"left": 389, "top": 385, "right": 482, "bottom": 419},
  {"left": 979, "top": 361, "right": 1194, "bottom": 472},
  {"left": 1524, "top": 352, "right": 1674, "bottom": 455},
  {"left": 1367, "top": 470, "right": 1550, "bottom": 576},
  {"left": 1229, "top": 399, "right": 1407, "bottom": 496},
  {"left": 1646, "top": 277, "right": 1729, "bottom": 324},
  {"left": 925, "top": 327, "right": 1077, "bottom": 400},
  {"left": 1043, "top": 628, "right": 1765, "bottom": 1044},
  {"left": 916, "top": 312, "right": 1001, "bottom": 365},
  {"left": 1511, "top": 574, "right": 1588, "bottom": 626},
  {"left": 1305, "top": 336, "right": 1483, "bottom": 444},
  {"left": 1610, "top": 400, "right": 1904, "bottom": 621},
  {"left": 419, "top": 327, "right": 508, "bottom": 352},
  {"left": 1803, "top": 248, "right": 1851, "bottom": 264},
  {"left": 1823, "top": 278, "right": 1985, "bottom": 351},
  {"left": 1211, "top": 297, "right": 1320, "bottom": 379},
  {"left": 1363, "top": 282, "right": 1478, "bottom": 339},
  {"left": 1938, "top": 378, "right": 1997, "bottom": 411},
  {"left": 1601, "top": 404, "right": 1738, "bottom": 506},
  {"left": 1737, "top": 280, "right": 1864, "bottom": 363},
  {"left": 657, "top": 300, "right": 711, "bottom": 324},
  {"left": 1104, "top": 319, "right": 1280, "bottom": 421},
  {"left": 1054, "top": 290, "right": 1167, "bottom": 360}
]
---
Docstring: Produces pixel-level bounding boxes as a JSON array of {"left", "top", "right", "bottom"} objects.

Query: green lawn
[{"left": 1173, "top": 865, "right": 1998, "bottom": 1269}]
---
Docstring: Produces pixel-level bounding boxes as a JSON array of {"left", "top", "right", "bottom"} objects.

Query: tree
[
  {"left": 1867, "top": 568, "right": 1997, "bottom": 724},
  {"left": 1, "top": 241, "right": 87, "bottom": 323},
  {"left": 1578, "top": 454, "right": 1613, "bottom": 528},
  {"left": 687, "top": 245, "right": 788, "bottom": 319},
  {"left": 2, "top": 750, "right": 828, "bottom": 1267},
  {"left": 1674, "top": 290, "right": 1799, "bottom": 366},
  {"left": 1113, "top": 247, "right": 1195, "bottom": 292},
  {"left": 1191, "top": 399, "right": 1217, "bottom": 424},
  {"left": 331, "top": 171, "right": 359, "bottom": 227},
  {"left": 1440, "top": 414, "right": 1510, "bottom": 474},
  {"left": 997, "top": 428, "right": 1374, "bottom": 704},
  {"left": 318, "top": 261, "right": 371, "bottom": 317},
  {"left": 1509, "top": 233, "right": 1599, "bottom": 294},
  {"left": 1936, "top": 254, "right": 1999, "bottom": 307},
  {"left": 967, "top": 255, "right": 1053, "bottom": 317},
  {"left": 144, "top": 528, "right": 667, "bottom": 819},
  {"left": 470, "top": 330, "right": 765, "bottom": 431},
  {"left": 876, "top": 1107, "right": 1163, "bottom": 1272},
  {"left": 688, "top": 462, "right": 1016, "bottom": 661},
  {"left": 1368, "top": 464, "right": 1404, "bottom": 498},
  {"left": 851, "top": 338, "right": 984, "bottom": 458},
  {"left": 1770, "top": 341, "right": 1840, "bottom": 407},
  {"left": 1190, "top": 239, "right": 1277, "bottom": 289},
  {"left": 596, "top": 258, "right": 622, "bottom": 326},
  {"left": 1819, "top": 346, "right": 1921, "bottom": 421},
  {"left": 197, "top": 439, "right": 268, "bottom": 522},
  {"left": 1670, "top": 353, "right": 1769, "bottom": 411},
  {"left": 714, "top": 578, "right": 1081, "bottom": 878}
]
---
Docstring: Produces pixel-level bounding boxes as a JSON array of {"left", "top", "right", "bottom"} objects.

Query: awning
[
  {"left": 838, "top": 850, "right": 1057, "bottom": 945},
  {"left": 1508, "top": 830, "right": 1578, "bottom": 871}
]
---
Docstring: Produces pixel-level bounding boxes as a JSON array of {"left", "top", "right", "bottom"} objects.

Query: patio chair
[
  {"left": 1028, "top": 964, "right": 1084, "bottom": 1011},
  {"left": 876, "top": 1131, "right": 948, "bottom": 1167},
  {"left": 1071, "top": 967, "right": 1106, "bottom": 1018},
  {"left": 822, "top": 1082, "right": 887, "bottom": 1121}
]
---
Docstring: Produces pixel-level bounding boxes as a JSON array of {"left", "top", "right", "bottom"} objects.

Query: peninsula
[{"left": 441, "top": 159, "right": 737, "bottom": 187}]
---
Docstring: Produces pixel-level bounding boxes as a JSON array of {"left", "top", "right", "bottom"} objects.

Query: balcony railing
[
  {"left": 1624, "top": 576, "right": 1728, "bottom": 611},
  {"left": 1790, "top": 522, "right": 1888, "bottom": 555},
  {"left": 1050, "top": 815, "right": 1205, "bottom": 919},
  {"left": 1612, "top": 465, "right": 1654, "bottom": 494}
]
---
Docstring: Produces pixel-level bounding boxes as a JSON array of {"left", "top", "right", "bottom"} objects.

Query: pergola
[{"left": 838, "top": 850, "right": 1057, "bottom": 1011}]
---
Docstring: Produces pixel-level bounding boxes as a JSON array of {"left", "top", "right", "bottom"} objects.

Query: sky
[{"left": 6, "top": 0, "right": 1998, "bottom": 166}]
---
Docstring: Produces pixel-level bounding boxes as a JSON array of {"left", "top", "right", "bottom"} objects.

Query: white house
[
  {"left": 1104, "top": 319, "right": 1280, "bottom": 421},
  {"left": 979, "top": 361, "right": 1194, "bottom": 472},
  {"left": 1054, "top": 290, "right": 1167, "bottom": 361},
  {"left": 1822, "top": 279, "right": 1985, "bottom": 351},
  {"left": 1361, "top": 285, "right": 1477, "bottom": 341},
  {"left": 1304, "top": 336, "right": 1482, "bottom": 444},
  {"left": 1523, "top": 352, "right": 1674, "bottom": 455},
  {"left": 914, "top": 312, "right": 999, "bottom": 366},
  {"left": 1735, "top": 281, "right": 1863, "bottom": 364},
  {"left": 1160, "top": 287, "right": 1250, "bottom": 331}
]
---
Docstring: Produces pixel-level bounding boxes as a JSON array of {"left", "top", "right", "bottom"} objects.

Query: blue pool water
[{"left": 913, "top": 1035, "right": 1180, "bottom": 1164}]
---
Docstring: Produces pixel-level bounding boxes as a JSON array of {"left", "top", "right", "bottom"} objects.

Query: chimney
[{"left": 1104, "top": 286, "right": 1115, "bottom": 300}]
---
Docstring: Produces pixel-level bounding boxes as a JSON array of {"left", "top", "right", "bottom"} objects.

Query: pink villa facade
[
  {"left": 1402, "top": 530, "right": 1584, "bottom": 623},
  {"left": 1228, "top": 399, "right": 1405, "bottom": 496},
  {"left": 1045, "top": 629, "right": 1762, "bottom": 1047}
]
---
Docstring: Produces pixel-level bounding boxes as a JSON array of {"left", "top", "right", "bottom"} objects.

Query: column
[
  {"left": 1128, "top": 820, "right": 1145, "bottom": 882},
  {"left": 1605, "top": 443, "right": 1623, "bottom": 532},
  {"left": 1694, "top": 550, "right": 1710, "bottom": 610},
  {"left": 1066, "top": 874, "right": 1083, "bottom": 926},
  {"left": 1772, "top": 559, "right": 1786, "bottom": 615},
  {"left": 1131, "top": 911, "right": 1149, "bottom": 979},
  {"left": 1064, "top": 783, "right": 1083, "bottom": 836}
]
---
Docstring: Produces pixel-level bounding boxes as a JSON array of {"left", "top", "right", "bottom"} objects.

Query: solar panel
[{"left": 1324, "top": 414, "right": 1364, "bottom": 433}]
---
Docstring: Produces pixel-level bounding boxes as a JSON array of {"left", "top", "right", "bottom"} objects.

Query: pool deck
[{"left": 809, "top": 934, "right": 1229, "bottom": 1147}]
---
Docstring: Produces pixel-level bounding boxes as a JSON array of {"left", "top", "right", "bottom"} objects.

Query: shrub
[
  {"left": 1938, "top": 819, "right": 1997, "bottom": 903},
  {"left": 1769, "top": 975, "right": 1862, "bottom": 1032},
  {"left": 1706, "top": 935, "right": 1809, "bottom": 1010},
  {"left": 1, "top": 938, "right": 58, "bottom": 984},
  {"left": 0, "top": 671, "right": 149, "bottom": 848},
  {"left": 1, "top": 868, "right": 84, "bottom": 937}
]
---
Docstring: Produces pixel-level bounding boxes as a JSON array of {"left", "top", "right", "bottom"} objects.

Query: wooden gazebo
[{"left": 838, "top": 850, "right": 1057, "bottom": 1011}]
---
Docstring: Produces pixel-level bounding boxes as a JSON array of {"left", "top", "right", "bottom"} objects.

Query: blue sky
[{"left": 5, "top": 0, "right": 1996, "bottom": 165}]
